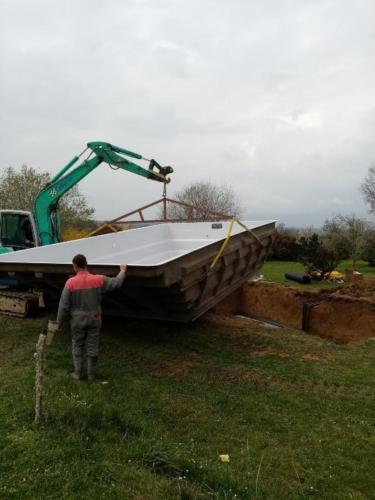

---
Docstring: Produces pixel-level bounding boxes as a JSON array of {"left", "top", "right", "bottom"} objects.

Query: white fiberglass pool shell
[
  {"left": 0, "top": 221, "right": 275, "bottom": 267},
  {"left": 0, "top": 220, "right": 276, "bottom": 321}
]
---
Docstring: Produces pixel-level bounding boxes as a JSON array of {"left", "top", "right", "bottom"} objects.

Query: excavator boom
[{"left": 34, "top": 141, "right": 173, "bottom": 246}]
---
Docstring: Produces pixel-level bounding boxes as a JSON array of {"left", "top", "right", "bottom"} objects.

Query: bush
[
  {"left": 270, "top": 232, "right": 300, "bottom": 260},
  {"left": 362, "top": 230, "right": 375, "bottom": 266},
  {"left": 297, "top": 233, "right": 341, "bottom": 277},
  {"left": 61, "top": 228, "right": 91, "bottom": 241}
]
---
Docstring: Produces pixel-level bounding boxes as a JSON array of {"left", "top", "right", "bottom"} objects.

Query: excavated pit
[{"left": 214, "top": 280, "right": 375, "bottom": 344}]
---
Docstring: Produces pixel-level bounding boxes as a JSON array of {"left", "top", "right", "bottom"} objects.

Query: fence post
[{"left": 34, "top": 333, "right": 47, "bottom": 424}]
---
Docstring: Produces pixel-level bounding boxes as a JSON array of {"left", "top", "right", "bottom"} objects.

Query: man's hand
[{"left": 120, "top": 264, "right": 127, "bottom": 272}]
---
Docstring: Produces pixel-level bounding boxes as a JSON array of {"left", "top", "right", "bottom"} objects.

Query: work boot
[
  {"left": 87, "top": 356, "right": 97, "bottom": 382},
  {"left": 71, "top": 355, "right": 82, "bottom": 380}
]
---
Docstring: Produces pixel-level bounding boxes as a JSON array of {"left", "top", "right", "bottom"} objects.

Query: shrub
[
  {"left": 270, "top": 231, "right": 300, "bottom": 260},
  {"left": 362, "top": 230, "right": 375, "bottom": 266},
  {"left": 61, "top": 228, "right": 90, "bottom": 241},
  {"left": 297, "top": 233, "right": 341, "bottom": 277}
]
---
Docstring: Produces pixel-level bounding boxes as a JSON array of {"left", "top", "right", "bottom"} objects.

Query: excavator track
[{"left": 0, "top": 290, "right": 40, "bottom": 317}]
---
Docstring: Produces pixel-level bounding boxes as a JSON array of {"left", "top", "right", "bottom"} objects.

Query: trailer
[{"left": 0, "top": 220, "right": 275, "bottom": 321}]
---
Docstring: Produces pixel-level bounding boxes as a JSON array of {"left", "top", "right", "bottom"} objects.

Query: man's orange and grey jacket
[{"left": 57, "top": 269, "right": 126, "bottom": 327}]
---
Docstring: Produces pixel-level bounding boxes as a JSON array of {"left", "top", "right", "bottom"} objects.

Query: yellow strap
[
  {"left": 210, "top": 218, "right": 236, "bottom": 269},
  {"left": 210, "top": 218, "right": 265, "bottom": 270}
]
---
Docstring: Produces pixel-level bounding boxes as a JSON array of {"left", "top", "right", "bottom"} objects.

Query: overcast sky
[{"left": 1, "top": 0, "right": 374, "bottom": 226}]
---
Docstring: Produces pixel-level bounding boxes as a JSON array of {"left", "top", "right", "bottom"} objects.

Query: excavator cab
[{"left": 0, "top": 211, "right": 38, "bottom": 253}]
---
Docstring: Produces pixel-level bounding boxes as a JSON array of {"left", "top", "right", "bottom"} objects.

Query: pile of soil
[
  {"left": 329, "top": 279, "right": 375, "bottom": 301},
  {"left": 214, "top": 280, "right": 375, "bottom": 344}
]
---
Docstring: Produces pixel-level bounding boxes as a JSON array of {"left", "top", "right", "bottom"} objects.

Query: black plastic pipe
[{"left": 284, "top": 272, "right": 311, "bottom": 284}]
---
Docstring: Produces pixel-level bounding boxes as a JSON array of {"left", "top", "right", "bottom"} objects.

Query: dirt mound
[
  {"left": 328, "top": 279, "right": 375, "bottom": 301},
  {"left": 214, "top": 281, "right": 375, "bottom": 345}
]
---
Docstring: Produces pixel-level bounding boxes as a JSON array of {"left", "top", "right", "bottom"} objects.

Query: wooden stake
[{"left": 34, "top": 333, "right": 47, "bottom": 424}]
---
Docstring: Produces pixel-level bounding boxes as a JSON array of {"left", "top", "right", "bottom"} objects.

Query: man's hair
[{"left": 72, "top": 254, "right": 87, "bottom": 269}]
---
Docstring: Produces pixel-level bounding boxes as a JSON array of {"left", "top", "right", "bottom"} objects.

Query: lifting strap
[{"left": 210, "top": 218, "right": 266, "bottom": 270}]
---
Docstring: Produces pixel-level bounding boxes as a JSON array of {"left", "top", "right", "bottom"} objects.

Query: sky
[{"left": 0, "top": 0, "right": 374, "bottom": 227}]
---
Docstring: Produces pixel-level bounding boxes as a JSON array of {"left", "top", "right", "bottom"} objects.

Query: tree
[
  {"left": 361, "top": 229, "right": 375, "bottom": 266},
  {"left": 270, "top": 224, "right": 300, "bottom": 261},
  {"left": 167, "top": 181, "right": 242, "bottom": 220},
  {"left": 322, "top": 215, "right": 369, "bottom": 269},
  {"left": 297, "top": 233, "right": 340, "bottom": 277},
  {"left": 361, "top": 163, "right": 375, "bottom": 214},
  {"left": 0, "top": 165, "right": 95, "bottom": 229},
  {"left": 271, "top": 232, "right": 299, "bottom": 260}
]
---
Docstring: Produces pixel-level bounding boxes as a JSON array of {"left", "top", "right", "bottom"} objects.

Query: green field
[
  {"left": 262, "top": 259, "right": 375, "bottom": 286},
  {"left": 1, "top": 314, "right": 375, "bottom": 498}
]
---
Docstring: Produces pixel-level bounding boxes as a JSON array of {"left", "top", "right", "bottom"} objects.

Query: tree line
[
  {"left": 270, "top": 162, "right": 375, "bottom": 273},
  {"left": 271, "top": 217, "right": 375, "bottom": 274},
  {"left": 1, "top": 161, "right": 374, "bottom": 268},
  {"left": 0, "top": 166, "right": 94, "bottom": 230}
]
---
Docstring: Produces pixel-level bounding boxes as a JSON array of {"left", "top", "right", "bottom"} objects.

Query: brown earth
[
  {"left": 151, "top": 357, "right": 202, "bottom": 378},
  {"left": 214, "top": 280, "right": 375, "bottom": 344}
]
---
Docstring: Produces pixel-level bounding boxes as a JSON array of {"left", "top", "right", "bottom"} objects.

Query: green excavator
[
  {"left": 0, "top": 141, "right": 173, "bottom": 316},
  {"left": 0, "top": 141, "right": 173, "bottom": 253}
]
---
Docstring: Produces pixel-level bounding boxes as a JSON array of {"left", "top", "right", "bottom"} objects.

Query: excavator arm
[{"left": 34, "top": 141, "right": 173, "bottom": 246}]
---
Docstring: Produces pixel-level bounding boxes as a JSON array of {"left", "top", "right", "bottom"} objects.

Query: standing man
[{"left": 57, "top": 254, "right": 127, "bottom": 381}]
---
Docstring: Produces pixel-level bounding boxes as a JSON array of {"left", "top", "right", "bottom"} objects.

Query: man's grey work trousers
[{"left": 71, "top": 314, "right": 101, "bottom": 357}]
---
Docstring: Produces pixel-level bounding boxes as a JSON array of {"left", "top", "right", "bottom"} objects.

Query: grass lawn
[
  {"left": 262, "top": 259, "right": 375, "bottom": 287},
  {"left": 1, "top": 314, "right": 375, "bottom": 498}
]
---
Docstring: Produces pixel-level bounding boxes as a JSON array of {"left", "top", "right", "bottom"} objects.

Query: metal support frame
[{"left": 88, "top": 183, "right": 233, "bottom": 237}]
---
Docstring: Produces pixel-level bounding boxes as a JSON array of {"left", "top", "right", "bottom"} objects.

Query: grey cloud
[{"left": 0, "top": 0, "right": 374, "bottom": 226}]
